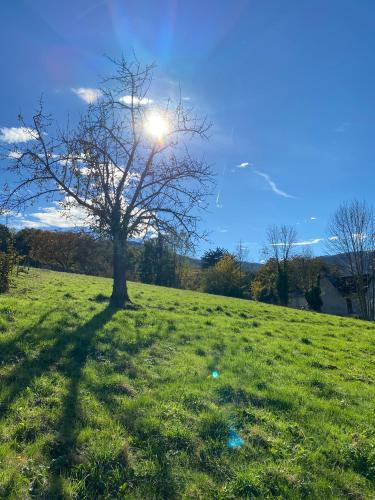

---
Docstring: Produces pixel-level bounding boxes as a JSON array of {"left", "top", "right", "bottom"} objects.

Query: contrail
[
  {"left": 253, "top": 170, "right": 296, "bottom": 199},
  {"left": 216, "top": 191, "right": 222, "bottom": 208}
]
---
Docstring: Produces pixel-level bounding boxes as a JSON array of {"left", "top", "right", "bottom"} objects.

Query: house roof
[{"left": 325, "top": 274, "right": 371, "bottom": 296}]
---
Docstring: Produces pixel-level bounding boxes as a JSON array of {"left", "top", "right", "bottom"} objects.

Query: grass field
[{"left": 0, "top": 269, "right": 374, "bottom": 498}]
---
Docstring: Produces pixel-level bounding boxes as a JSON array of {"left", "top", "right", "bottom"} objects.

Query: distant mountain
[
  {"left": 190, "top": 256, "right": 261, "bottom": 273},
  {"left": 319, "top": 252, "right": 374, "bottom": 276}
]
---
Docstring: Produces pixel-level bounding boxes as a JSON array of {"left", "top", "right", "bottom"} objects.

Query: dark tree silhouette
[
  {"left": 265, "top": 225, "right": 297, "bottom": 306},
  {"left": 0, "top": 56, "right": 213, "bottom": 307},
  {"left": 0, "top": 224, "right": 12, "bottom": 253},
  {"left": 139, "top": 235, "right": 177, "bottom": 287},
  {"left": 201, "top": 247, "right": 229, "bottom": 269}
]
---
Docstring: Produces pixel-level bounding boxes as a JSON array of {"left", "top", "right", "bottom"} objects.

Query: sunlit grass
[{"left": 0, "top": 269, "right": 374, "bottom": 498}]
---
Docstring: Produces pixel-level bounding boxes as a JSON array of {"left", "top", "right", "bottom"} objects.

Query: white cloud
[
  {"left": 8, "top": 151, "right": 23, "bottom": 159},
  {"left": 72, "top": 87, "right": 102, "bottom": 104},
  {"left": 328, "top": 236, "right": 338, "bottom": 241},
  {"left": 12, "top": 198, "right": 90, "bottom": 229},
  {"left": 217, "top": 227, "right": 228, "bottom": 233},
  {"left": 253, "top": 170, "right": 295, "bottom": 199},
  {"left": 0, "top": 127, "right": 36, "bottom": 143},
  {"left": 293, "top": 238, "right": 323, "bottom": 246},
  {"left": 310, "top": 216, "right": 317, "bottom": 220},
  {"left": 238, "top": 162, "right": 250, "bottom": 168},
  {"left": 119, "top": 95, "right": 153, "bottom": 106},
  {"left": 31, "top": 203, "right": 88, "bottom": 228},
  {"left": 0, "top": 210, "right": 22, "bottom": 218}
]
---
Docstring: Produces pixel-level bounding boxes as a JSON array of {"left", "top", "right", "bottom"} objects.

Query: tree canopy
[{"left": 1, "top": 56, "right": 214, "bottom": 307}]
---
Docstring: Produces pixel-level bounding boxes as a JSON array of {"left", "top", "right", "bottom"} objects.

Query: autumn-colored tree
[
  {"left": 30, "top": 231, "right": 80, "bottom": 272},
  {"left": 203, "top": 254, "right": 242, "bottom": 298},
  {"left": 251, "top": 259, "right": 278, "bottom": 304}
]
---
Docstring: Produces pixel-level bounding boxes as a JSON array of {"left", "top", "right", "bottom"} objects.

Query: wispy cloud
[
  {"left": 119, "top": 95, "right": 153, "bottom": 106},
  {"left": 293, "top": 238, "right": 323, "bottom": 246},
  {"left": 334, "top": 121, "right": 350, "bottom": 133},
  {"left": 238, "top": 162, "right": 250, "bottom": 168},
  {"left": 72, "top": 87, "right": 102, "bottom": 104},
  {"left": 0, "top": 127, "right": 36, "bottom": 143},
  {"left": 217, "top": 226, "right": 228, "bottom": 233},
  {"left": 310, "top": 216, "right": 317, "bottom": 220},
  {"left": 253, "top": 170, "right": 295, "bottom": 199},
  {"left": 271, "top": 237, "right": 323, "bottom": 247},
  {"left": 216, "top": 191, "right": 222, "bottom": 208}
]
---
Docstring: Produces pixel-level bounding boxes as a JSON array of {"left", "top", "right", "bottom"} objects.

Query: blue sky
[{"left": 1, "top": 0, "right": 374, "bottom": 261}]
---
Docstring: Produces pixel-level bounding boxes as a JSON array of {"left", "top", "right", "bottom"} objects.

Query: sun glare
[{"left": 146, "top": 112, "right": 169, "bottom": 141}]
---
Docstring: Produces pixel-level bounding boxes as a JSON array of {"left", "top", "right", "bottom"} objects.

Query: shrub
[
  {"left": 305, "top": 283, "right": 323, "bottom": 312},
  {"left": 203, "top": 255, "right": 242, "bottom": 298},
  {"left": 0, "top": 246, "right": 17, "bottom": 293}
]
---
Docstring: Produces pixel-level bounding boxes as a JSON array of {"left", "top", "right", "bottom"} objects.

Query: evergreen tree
[
  {"left": 305, "top": 277, "right": 323, "bottom": 312},
  {"left": 201, "top": 247, "right": 229, "bottom": 269},
  {"left": 139, "top": 235, "right": 177, "bottom": 287}
]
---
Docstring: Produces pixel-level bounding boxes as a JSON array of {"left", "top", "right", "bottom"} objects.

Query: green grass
[{"left": 0, "top": 269, "right": 375, "bottom": 498}]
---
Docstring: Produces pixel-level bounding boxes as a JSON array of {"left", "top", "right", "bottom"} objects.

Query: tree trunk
[{"left": 110, "top": 234, "right": 131, "bottom": 308}]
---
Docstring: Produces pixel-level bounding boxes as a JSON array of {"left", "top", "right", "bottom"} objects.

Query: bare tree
[
  {"left": 236, "top": 239, "right": 249, "bottom": 288},
  {"left": 0, "top": 56, "right": 213, "bottom": 307},
  {"left": 266, "top": 225, "right": 296, "bottom": 263},
  {"left": 264, "top": 225, "right": 297, "bottom": 306},
  {"left": 327, "top": 200, "right": 375, "bottom": 320}
]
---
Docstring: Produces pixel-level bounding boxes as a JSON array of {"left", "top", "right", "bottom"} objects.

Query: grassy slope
[{"left": 0, "top": 269, "right": 374, "bottom": 499}]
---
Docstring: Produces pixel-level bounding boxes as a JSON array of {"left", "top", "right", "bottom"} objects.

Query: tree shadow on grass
[
  {"left": 45, "top": 307, "right": 178, "bottom": 499},
  {"left": 0, "top": 306, "right": 116, "bottom": 498},
  {"left": 1, "top": 304, "right": 179, "bottom": 498},
  {"left": 43, "top": 306, "right": 117, "bottom": 498},
  {"left": 1, "top": 307, "right": 114, "bottom": 415},
  {"left": 0, "top": 308, "right": 61, "bottom": 367}
]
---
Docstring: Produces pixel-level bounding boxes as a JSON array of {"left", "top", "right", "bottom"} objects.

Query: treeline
[
  {"left": 200, "top": 245, "right": 325, "bottom": 310},
  {"left": 251, "top": 255, "right": 324, "bottom": 311},
  {"left": 2, "top": 196, "right": 373, "bottom": 321},
  {"left": 0, "top": 225, "right": 324, "bottom": 310},
  {"left": 0, "top": 226, "right": 202, "bottom": 291}
]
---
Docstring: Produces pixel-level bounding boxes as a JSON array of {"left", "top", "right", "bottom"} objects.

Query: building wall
[
  {"left": 320, "top": 276, "right": 358, "bottom": 316},
  {"left": 288, "top": 277, "right": 372, "bottom": 318},
  {"left": 289, "top": 295, "right": 308, "bottom": 309}
]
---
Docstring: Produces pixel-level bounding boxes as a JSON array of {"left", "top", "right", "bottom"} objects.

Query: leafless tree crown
[
  {"left": 1, "top": 56, "right": 213, "bottom": 246},
  {"left": 265, "top": 225, "right": 297, "bottom": 265},
  {"left": 327, "top": 199, "right": 375, "bottom": 320}
]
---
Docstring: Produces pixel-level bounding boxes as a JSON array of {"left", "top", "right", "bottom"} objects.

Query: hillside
[{"left": 0, "top": 269, "right": 374, "bottom": 498}]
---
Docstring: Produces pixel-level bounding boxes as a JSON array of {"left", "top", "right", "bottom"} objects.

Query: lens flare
[
  {"left": 228, "top": 427, "right": 244, "bottom": 448},
  {"left": 146, "top": 112, "right": 169, "bottom": 141}
]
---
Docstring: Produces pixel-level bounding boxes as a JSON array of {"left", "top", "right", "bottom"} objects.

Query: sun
[{"left": 146, "top": 112, "right": 169, "bottom": 141}]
